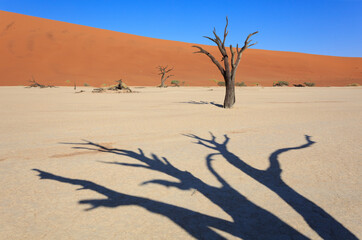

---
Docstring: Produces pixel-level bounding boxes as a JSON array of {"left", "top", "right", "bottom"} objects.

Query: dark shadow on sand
[
  {"left": 184, "top": 133, "right": 357, "bottom": 240},
  {"left": 33, "top": 134, "right": 357, "bottom": 239},
  {"left": 178, "top": 100, "right": 223, "bottom": 108}
]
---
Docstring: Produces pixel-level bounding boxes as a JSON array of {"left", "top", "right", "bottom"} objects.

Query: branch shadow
[
  {"left": 33, "top": 168, "right": 230, "bottom": 239},
  {"left": 33, "top": 134, "right": 357, "bottom": 239},
  {"left": 34, "top": 140, "right": 309, "bottom": 239},
  {"left": 184, "top": 133, "right": 357, "bottom": 240},
  {"left": 178, "top": 101, "right": 223, "bottom": 108}
]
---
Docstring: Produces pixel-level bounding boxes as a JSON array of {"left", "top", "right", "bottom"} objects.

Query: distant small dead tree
[
  {"left": 193, "top": 17, "right": 258, "bottom": 108},
  {"left": 157, "top": 66, "right": 174, "bottom": 87}
]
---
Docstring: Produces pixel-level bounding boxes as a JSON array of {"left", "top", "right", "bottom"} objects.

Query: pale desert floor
[{"left": 0, "top": 86, "right": 361, "bottom": 239}]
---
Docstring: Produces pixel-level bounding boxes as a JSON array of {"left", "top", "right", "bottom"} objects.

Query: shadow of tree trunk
[{"left": 185, "top": 133, "right": 357, "bottom": 240}]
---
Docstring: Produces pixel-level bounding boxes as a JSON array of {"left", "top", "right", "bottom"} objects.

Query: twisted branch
[{"left": 192, "top": 45, "right": 225, "bottom": 75}]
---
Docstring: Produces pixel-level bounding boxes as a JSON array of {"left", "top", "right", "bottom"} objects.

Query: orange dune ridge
[{"left": 1, "top": 10, "right": 361, "bottom": 87}]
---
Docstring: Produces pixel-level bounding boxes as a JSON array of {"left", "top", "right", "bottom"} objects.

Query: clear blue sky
[{"left": 1, "top": 0, "right": 361, "bottom": 57}]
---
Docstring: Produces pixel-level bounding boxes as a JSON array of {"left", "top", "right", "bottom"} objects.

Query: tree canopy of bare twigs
[
  {"left": 193, "top": 17, "right": 258, "bottom": 108},
  {"left": 157, "top": 66, "right": 174, "bottom": 88}
]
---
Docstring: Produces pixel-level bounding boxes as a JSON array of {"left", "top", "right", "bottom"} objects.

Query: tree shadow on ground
[
  {"left": 33, "top": 134, "right": 357, "bottom": 239},
  {"left": 184, "top": 133, "right": 357, "bottom": 240},
  {"left": 178, "top": 100, "right": 223, "bottom": 108}
]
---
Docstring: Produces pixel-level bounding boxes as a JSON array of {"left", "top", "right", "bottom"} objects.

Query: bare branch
[
  {"left": 212, "top": 28, "right": 228, "bottom": 58},
  {"left": 240, "top": 31, "right": 259, "bottom": 53},
  {"left": 213, "top": 28, "right": 222, "bottom": 44},
  {"left": 203, "top": 36, "right": 217, "bottom": 44},
  {"left": 222, "top": 17, "right": 229, "bottom": 46},
  {"left": 230, "top": 45, "right": 235, "bottom": 68},
  {"left": 192, "top": 45, "right": 225, "bottom": 75},
  {"left": 245, "top": 31, "right": 258, "bottom": 45},
  {"left": 164, "top": 74, "right": 174, "bottom": 81},
  {"left": 203, "top": 19, "right": 231, "bottom": 77},
  {"left": 247, "top": 42, "right": 257, "bottom": 48},
  {"left": 211, "top": 29, "right": 227, "bottom": 59},
  {"left": 165, "top": 68, "right": 174, "bottom": 73}
]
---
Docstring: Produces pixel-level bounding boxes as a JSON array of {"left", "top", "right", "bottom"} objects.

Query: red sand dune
[{"left": 1, "top": 10, "right": 361, "bottom": 87}]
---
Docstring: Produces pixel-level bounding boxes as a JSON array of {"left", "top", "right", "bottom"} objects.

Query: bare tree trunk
[
  {"left": 224, "top": 75, "right": 235, "bottom": 108},
  {"left": 160, "top": 74, "right": 166, "bottom": 87}
]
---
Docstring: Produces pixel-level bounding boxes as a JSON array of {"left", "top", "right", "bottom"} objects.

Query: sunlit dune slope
[{"left": 1, "top": 10, "right": 361, "bottom": 87}]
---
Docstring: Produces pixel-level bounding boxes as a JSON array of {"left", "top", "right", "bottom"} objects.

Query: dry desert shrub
[
  {"left": 304, "top": 82, "right": 315, "bottom": 87},
  {"left": 273, "top": 81, "right": 289, "bottom": 87},
  {"left": 346, "top": 83, "right": 360, "bottom": 87},
  {"left": 235, "top": 82, "right": 247, "bottom": 87},
  {"left": 171, "top": 80, "right": 180, "bottom": 87}
]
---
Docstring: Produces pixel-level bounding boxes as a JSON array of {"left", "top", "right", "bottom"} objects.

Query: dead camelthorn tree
[
  {"left": 193, "top": 17, "right": 258, "bottom": 108},
  {"left": 157, "top": 66, "right": 174, "bottom": 87}
]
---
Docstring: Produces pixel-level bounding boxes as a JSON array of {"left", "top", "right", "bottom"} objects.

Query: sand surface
[
  {"left": 0, "top": 86, "right": 361, "bottom": 239},
  {"left": 1, "top": 10, "right": 362, "bottom": 87}
]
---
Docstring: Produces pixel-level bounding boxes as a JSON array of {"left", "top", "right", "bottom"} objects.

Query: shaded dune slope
[{"left": 1, "top": 11, "right": 361, "bottom": 87}]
